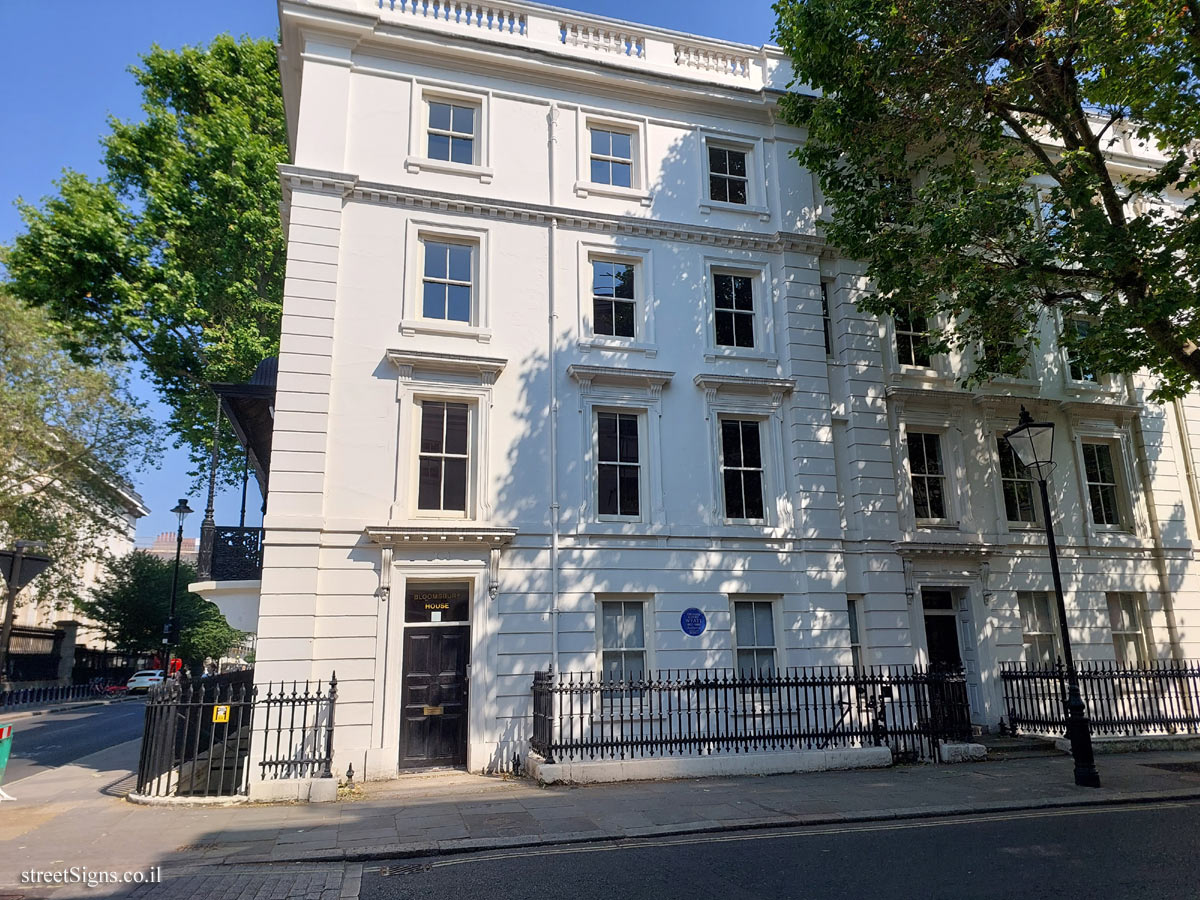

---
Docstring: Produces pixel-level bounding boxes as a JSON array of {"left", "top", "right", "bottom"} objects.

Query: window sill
[
  {"left": 1005, "top": 521, "right": 1042, "bottom": 532},
  {"left": 1063, "top": 379, "right": 1118, "bottom": 397},
  {"left": 891, "top": 365, "right": 943, "bottom": 380},
  {"left": 405, "top": 156, "right": 494, "bottom": 183},
  {"left": 916, "top": 520, "right": 961, "bottom": 530},
  {"left": 703, "top": 349, "right": 778, "bottom": 365},
  {"left": 699, "top": 199, "right": 771, "bottom": 222},
  {"left": 578, "top": 337, "right": 659, "bottom": 358},
  {"left": 400, "top": 319, "right": 492, "bottom": 343},
  {"left": 574, "top": 181, "right": 653, "bottom": 207},
  {"left": 405, "top": 512, "right": 474, "bottom": 524},
  {"left": 1090, "top": 524, "right": 1135, "bottom": 537},
  {"left": 980, "top": 374, "right": 1038, "bottom": 387}
]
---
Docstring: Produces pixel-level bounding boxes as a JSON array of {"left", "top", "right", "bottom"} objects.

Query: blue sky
[{"left": 0, "top": 0, "right": 778, "bottom": 543}]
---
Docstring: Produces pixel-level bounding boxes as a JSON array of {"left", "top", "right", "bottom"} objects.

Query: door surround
[
  {"left": 370, "top": 561, "right": 492, "bottom": 778},
  {"left": 905, "top": 561, "right": 994, "bottom": 727}
]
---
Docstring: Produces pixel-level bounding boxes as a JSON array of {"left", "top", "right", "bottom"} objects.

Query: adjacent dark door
[
  {"left": 922, "top": 589, "right": 963, "bottom": 672},
  {"left": 399, "top": 626, "right": 470, "bottom": 769}
]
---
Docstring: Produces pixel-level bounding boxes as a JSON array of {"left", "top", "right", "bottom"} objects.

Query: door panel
[
  {"left": 957, "top": 603, "right": 984, "bottom": 723},
  {"left": 400, "top": 626, "right": 469, "bottom": 769}
]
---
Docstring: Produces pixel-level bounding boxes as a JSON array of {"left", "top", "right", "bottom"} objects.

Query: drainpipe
[
  {"left": 1173, "top": 399, "right": 1200, "bottom": 542},
  {"left": 1128, "top": 394, "right": 1184, "bottom": 661},
  {"left": 547, "top": 104, "right": 561, "bottom": 676}
]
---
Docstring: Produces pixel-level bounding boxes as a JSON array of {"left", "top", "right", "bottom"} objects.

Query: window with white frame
[
  {"left": 589, "top": 127, "right": 633, "bottom": 188},
  {"left": 421, "top": 239, "right": 474, "bottom": 323},
  {"left": 426, "top": 99, "right": 477, "bottom": 165},
  {"left": 1107, "top": 592, "right": 1147, "bottom": 665},
  {"left": 907, "top": 431, "right": 947, "bottom": 521},
  {"left": 997, "top": 438, "right": 1038, "bottom": 525},
  {"left": 708, "top": 144, "right": 748, "bottom": 205},
  {"left": 720, "top": 418, "right": 765, "bottom": 521},
  {"left": 894, "top": 305, "right": 932, "bottom": 367},
  {"left": 981, "top": 339, "right": 1025, "bottom": 378},
  {"left": 1065, "top": 319, "right": 1098, "bottom": 383},
  {"left": 600, "top": 599, "right": 646, "bottom": 684},
  {"left": 596, "top": 411, "right": 641, "bottom": 518},
  {"left": 713, "top": 272, "right": 755, "bottom": 348},
  {"left": 591, "top": 259, "right": 636, "bottom": 339},
  {"left": 820, "top": 282, "right": 834, "bottom": 356},
  {"left": 417, "top": 400, "right": 469, "bottom": 513},
  {"left": 1082, "top": 441, "right": 1123, "bottom": 527},
  {"left": 1017, "top": 591, "right": 1059, "bottom": 666},
  {"left": 733, "top": 599, "right": 777, "bottom": 676},
  {"left": 847, "top": 594, "right": 864, "bottom": 672}
]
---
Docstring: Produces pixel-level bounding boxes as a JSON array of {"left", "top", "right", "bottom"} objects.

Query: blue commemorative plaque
[{"left": 680, "top": 608, "right": 707, "bottom": 637}]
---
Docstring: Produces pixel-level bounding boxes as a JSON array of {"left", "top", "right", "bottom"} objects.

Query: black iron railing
[
  {"left": 197, "top": 525, "right": 264, "bottom": 581},
  {"left": 0, "top": 683, "right": 97, "bottom": 708},
  {"left": 257, "top": 676, "right": 338, "bottom": 780},
  {"left": 135, "top": 671, "right": 337, "bottom": 798},
  {"left": 1001, "top": 659, "right": 1200, "bottom": 737},
  {"left": 531, "top": 666, "right": 972, "bottom": 764}
]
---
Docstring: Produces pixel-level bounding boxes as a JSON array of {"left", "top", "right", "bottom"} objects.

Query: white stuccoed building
[{"left": 193, "top": 0, "right": 1200, "bottom": 784}]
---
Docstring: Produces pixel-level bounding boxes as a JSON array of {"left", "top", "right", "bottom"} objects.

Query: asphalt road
[
  {"left": 3, "top": 699, "right": 145, "bottom": 784},
  {"left": 360, "top": 800, "right": 1200, "bottom": 900}
]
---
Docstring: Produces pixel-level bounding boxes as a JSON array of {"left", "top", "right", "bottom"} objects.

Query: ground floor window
[
  {"left": 1107, "top": 592, "right": 1147, "bottom": 665},
  {"left": 733, "top": 599, "right": 777, "bottom": 677},
  {"left": 600, "top": 600, "right": 646, "bottom": 684},
  {"left": 1017, "top": 591, "right": 1059, "bottom": 665}
]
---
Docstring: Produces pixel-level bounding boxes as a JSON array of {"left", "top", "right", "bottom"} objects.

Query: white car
[{"left": 126, "top": 670, "right": 166, "bottom": 693}]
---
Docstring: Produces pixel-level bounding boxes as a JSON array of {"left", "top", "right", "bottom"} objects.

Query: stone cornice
[
  {"left": 385, "top": 349, "right": 507, "bottom": 382},
  {"left": 1058, "top": 399, "right": 1142, "bottom": 423},
  {"left": 281, "top": 165, "right": 828, "bottom": 255},
  {"left": 567, "top": 364, "right": 674, "bottom": 393},
  {"left": 278, "top": 164, "right": 358, "bottom": 197},
  {"left": 693, "top": 374, "right": 795, "bottom": 395},
  {"left": 893, "top": 540, "right": 1001, "bottom": 560},
  {"left": 365, "top": 526, "right": 517, "bottom": 547}
]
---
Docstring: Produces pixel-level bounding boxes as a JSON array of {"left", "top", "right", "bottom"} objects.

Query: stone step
[{"left": 976, "top": 734, "right": 1065, "bottom": 760}]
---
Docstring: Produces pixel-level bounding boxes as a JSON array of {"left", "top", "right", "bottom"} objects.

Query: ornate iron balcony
[{"left": 198, "top": 524, "right": 264, "bottom": 582}]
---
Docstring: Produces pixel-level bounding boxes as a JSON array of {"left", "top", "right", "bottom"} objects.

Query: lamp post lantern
[
  {"left": 164, "top": 499, "right": 194, "bottom": 677},
  {"left": 1003, "top": 406, "right": 1100, "bottom": 788}
]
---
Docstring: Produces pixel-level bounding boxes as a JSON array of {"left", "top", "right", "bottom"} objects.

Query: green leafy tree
[
  {"left": 774, "top": 0, "right": 1200, "bottom": 398},
  {"left": 4, "top": 35, "right": 287, "bottom": 479},
  {"left": 0, "top": 285, "right": 158, "bottom": 612},
  {"left": 80, "top": 550, "right": 242, "bottom": 668}
]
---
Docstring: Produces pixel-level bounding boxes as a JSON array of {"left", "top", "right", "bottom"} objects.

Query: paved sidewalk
[{"left": 5, "top": 746, "right": 1200, "bottom": 897}]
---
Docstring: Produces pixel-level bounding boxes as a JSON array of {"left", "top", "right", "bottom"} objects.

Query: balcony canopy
[{"left": 210, "top": 357, "right": 277, "bottom": 495}]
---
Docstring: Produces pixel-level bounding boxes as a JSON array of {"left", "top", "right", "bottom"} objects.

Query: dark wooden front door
[{"left": 399, "top": 626, "right": 469, "bottom": 769}]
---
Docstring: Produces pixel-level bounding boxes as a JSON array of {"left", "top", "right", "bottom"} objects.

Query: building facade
[
  {"left": 206, "top": 0, "right": 1200, "bottom": 779},
  {"left": 13, "top": 485, "right": 147, "bottom": 684}
]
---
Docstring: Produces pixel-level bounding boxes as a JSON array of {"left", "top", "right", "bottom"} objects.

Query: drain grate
[{"left": 379, "top": 863, "right": 434, "bottom": 877}]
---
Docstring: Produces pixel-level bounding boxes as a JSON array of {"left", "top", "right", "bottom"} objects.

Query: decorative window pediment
[
  {"left": 693, "top": 374, "right": 793, "bottom": 406},
  {"left": 568, "top": 364, "right": 673, "bottom": 395},
  {"left": 386, "top": 349, "right": 506, "bottom": 385}
]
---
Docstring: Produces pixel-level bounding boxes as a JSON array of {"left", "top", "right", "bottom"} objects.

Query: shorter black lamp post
[
  {"left": 1003, "top": 406, "right": 1101, "bottom": 788},
  {"left": 163, "top": 498, "right": 194, "bottom": 676}
]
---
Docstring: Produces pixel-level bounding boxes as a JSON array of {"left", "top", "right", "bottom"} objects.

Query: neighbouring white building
[
  {"left": 12, "top": 484, "right": 148, "bottom": 684},
  {"left": 193, "top": 0, "right": 1200, "bottom": 782}
]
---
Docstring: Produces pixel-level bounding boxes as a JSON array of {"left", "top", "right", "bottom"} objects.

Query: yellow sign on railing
[{"left": 212, "top": 705, "right": 230, "bottom": 724}]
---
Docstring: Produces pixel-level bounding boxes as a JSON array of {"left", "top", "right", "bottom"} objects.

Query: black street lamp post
[
  {"left": 1003, "top": 406, "right": 1101, "bottom": 788},
  {"left": 164, "top": 498, "right": 194, "bottom": 677}
]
